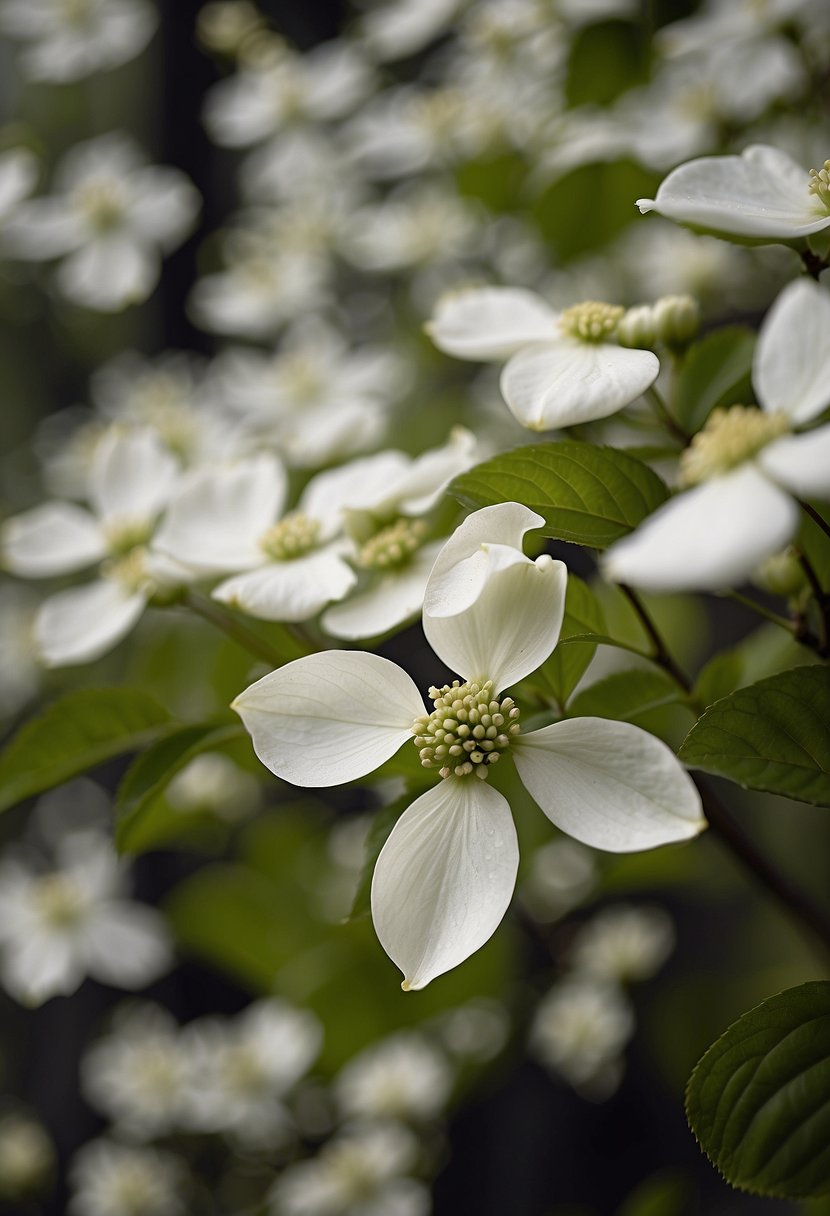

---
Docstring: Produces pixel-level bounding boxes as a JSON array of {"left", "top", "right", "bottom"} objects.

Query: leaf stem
[
  {"left": 724, "top": 589, "right": 796, "bottom": 634},
  {"left": 698, "top": 779, "right": 830, "bottom": 965},
  {"left": 798, "top": 498, "right": 830, "bottom": 542},
  {"left": 618, "top": 584, "right": 699, "bottom": 707},
  {"left": 644, "top": 386, "right": 690, "bottom": 443},
  {"left": 795, "top": 550, "right": 830, "bottom": 658},
  {"left": 799, "top": 248, "right": 828, "bottom": 281},
  {"left": 184, "top": 592, "right": 286, "bottom": 668}
]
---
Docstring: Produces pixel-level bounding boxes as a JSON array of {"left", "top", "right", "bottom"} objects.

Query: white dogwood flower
[
  {"left": 335, "top": 1033, "right": 453, "bottom": 1123},
  {"left": 603, "top": 278, "right": 830, "bottom": 592},
  {"left": 68, "top": 1139, "right": 184, "bottom": 1216},
  {"left": 4, "top": 134, "right": 199, "bottom": 311},
  {"left": 426, "top": 286, "right": 660, "bottom": 430},
  {"left": 233, "top": 504, "right": 704, "bottom": 990},
  {"left": 0, "top": 830, "right": 171, "bottom": 1006},
  {"left": 636, "top": 143, "right": 830, "bottom": 243},
  {"left": 2, "top": 427, "right": 185, "bottom": 665},
  {"left": 0, "top": 0, "right": 157, "bottom": 83},
  {"left": 0, "top": 148, "right": 37, "bottom": 225}
]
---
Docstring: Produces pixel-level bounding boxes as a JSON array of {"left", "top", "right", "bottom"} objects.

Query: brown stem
[
  {"left": 618, "top": 584, "right": 698, "bottom": 705},
  {"left": 698, "top": 779, "right": 830, "bottom": 965},
  {"left": 799, "top": 498, "right": 830, "bottom": 542},
  {"left": 796, "top": 549, "right": 830, "bottom": 657},
  {"left": 800, "top": 248, "right": 828, "bottom": 281}
]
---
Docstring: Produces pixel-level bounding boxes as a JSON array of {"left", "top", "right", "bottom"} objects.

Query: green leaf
[
  {"left": 674, "top": 326, "right": 756, "bottom": 434},
  {"left": 569, "top": 669, "right": 681, "bottom": 721},
  {"left": 686, "top": 981, "right": 830, "bottom": 1198},
  {"left": 694, "top": 651, "right": 745, "bottom": 707},
  {"left": 115, "top": 721, "right": 244, "bottom": 854},
  {"left": 451, "top": 441, "right": 669, "bottom": 549},
  {"left": 566, "top": 20, "right": 650, "bottom": 107},
  {"left": 678, "top": 666, "right": 830, "bottom": 806},
  {"left": 0, "top": 688, "right": 171, "bottom": 814},
  {"left": 537, "top": 576, "right": 606, "bottom": 704}
]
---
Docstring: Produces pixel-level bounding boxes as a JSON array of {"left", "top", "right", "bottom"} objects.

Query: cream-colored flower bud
[
  {"left": 0, "top": 1115, "right": 54, "bottom": 1199},
  {"left": 197, "top": 1, "right": 266, "bottom": 56},
  {"left": 652, "top": 294, "right": 700, "bottom": 347},
  {"left": 752, "top": 546, "right": 807, "bottom": 598},
  {"left": 616, "top": 304, "right": 657, "bottom": 350}
]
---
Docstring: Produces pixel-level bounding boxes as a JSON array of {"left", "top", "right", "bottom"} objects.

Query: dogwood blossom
[
  {"left": 68, "top": 1140, "right": 184, "bottom": 1216},
  {"left": 233, "top": 504, "right": 704, "bottom": 989},
  {"left": 603, "top": 278, "right": 830, "bottom": 592},
  {"left": 427, "top": 286, "right": 660, "bottom": 430},
  {"left": 0, "top": 148, "right": 37, "bottom": 226},
  {"left": 4, "top": 134, "right": 199, "bottom": 311},
  {"left": 335, "top": 1033, "right": 453, "bottom": 1123},
  {"left": 636, "top": 144, "right": 830, "bottom": 243},
  {"left": 0, "top": 0, "right": 157, "bottom": 83},
  {"left": 2, "top": 427, "right": 186, "bottom": 665}
]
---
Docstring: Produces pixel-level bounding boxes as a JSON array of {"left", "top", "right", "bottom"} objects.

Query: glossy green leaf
[
  {"left": 537, "top": 575, "right": 606, "bottom": 705},
  {"left": 686, "top": 981, "right": 830, "bottom": 1198},
  {"left": 569, "top": 669, "right": 682, "bottom": 721},
  {"left": 0, "top": 688, "right": 171, "bottom": 814},
  {"left": 674, "top": 326, "right": 756, "bottom": 434},
  {"left": 451, "top": 442, "right": 669, "bottom": 548},
  {"left": 115, "top": 721, "right": 244, "bottom": 854},
  {"left": 679, "top": 666, "right": 830, "bottom": 806}
]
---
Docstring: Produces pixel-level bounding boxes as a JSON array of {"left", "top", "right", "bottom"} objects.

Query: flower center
[
  {"left": 279, "top": 354, "right": 324, "bottom": 404},
  {"left": 357, "top": 519, "right": 427, "bottom": 571},
  {"left": 558, "top": 301, "right": 625, "bottom": 343},
  {"left": 259, "top": 512, "right": 320, "bottom": 561},
  {"left": 75, "top": 178, "right": 126, "bottom": 232},
  {"left": 59, "top": 0, "right": 96, "bottom": 27},
  {"left": 103, "top": 519, "right": 154, "bottom": 557},
  {"left": 679, "top": 405, "right": 790, "bottom": 487},
  {"left": 102, "top": 546, "right": 155, "bottom": 595},
  {"left": 808, "top": 160, "right": 830, "bottom": 212},
  {"left": 413, "top": 679, "right": 520, "bottom": 780},
  {"left": 33, "top": 874, "right": 87, "bottom": 929}
]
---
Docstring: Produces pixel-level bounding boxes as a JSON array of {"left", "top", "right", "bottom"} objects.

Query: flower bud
[
  {"left": 652, "top": 294, "right": 700, "bottom": 347},
  {"left": 752, "top": 546, "right": 807, "bottom": 598},
  {"left": 616, "top": 304, "right": 657, "bottom": 349}
]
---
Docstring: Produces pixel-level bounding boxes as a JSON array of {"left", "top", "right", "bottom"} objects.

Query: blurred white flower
[
  {"left": 343, "top": 86, "right": 481, "bottom": 181},
  {"left": 335, "top": 1033, "right": 453, "bottom": 1123},
  {"left": 0, "top": 1112, "right": 54, "bottom": 1200},
  {"left": 358, "top": 0, "right": 463, "bottom": 61},
  {"left": 427, "top": 286, "right": 659, "bottom": 431},
  {"left": 2, "top": 426, "right": 187, "bottom": 665},
  {"left": 270, "top": 1121, "right": 429, "bottom": 1216},
  {"left": 233, "top": 503, "right": 704, "bottom": 989},
  {"left": 81, "top": 1004, "right": 192, "bottom": 1139},
  {"left": 0, "top": 830, "right": 171, "bottom": 1005},
  {"left": 0, "top": 147, "right": 37, "bottom": 225},
  {"left": 521, "top": 838, "right": 597, "bottom": 922},
  {"left": 637, "top": 144, "right": 830, "bottom": 243},
  {"left": 68, "top": 1139, "right": 184, "bottom": 1216},
  {"left": 433, "top": 998, "right": 510, "bottom": 1062},
  {"left": 0, "top": 583, "right": 40, "bottom": 716},
  {"left": 343, "top": 184, "right": 481, "bottom": 274},
  {"left": 604, "top": 279, "right": 830, "bottom": 592},
  {"left": 4, "top": 134, "right": 199, "bottom": 311},
  {"left": 531, "top": 976, "right": 635, "bottom": 1095},
  {"left": 165, "top": 752, "right": 260, "bottom": 821},
  {"left": 570, "top": 905, "right": 675, "bottom": 984},
  {"left": 183, "top": 998, "right": 322, "bottom": 1148},
  {"left": 0, "top": 0, "right": 157, "bottom": 82}
]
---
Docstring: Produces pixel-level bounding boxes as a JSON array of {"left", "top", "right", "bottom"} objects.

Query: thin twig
[
  {"left": 184, "top": 592, "right": 286, "bottom": 667},
  {"left": 618, "top": 584, "right": 698, "bottom": 706},
  {"left": 644, "top": 385, "right": 690, "bottom": 443},
  {"left": 698, "top": 779, "right": 830, "bottom": 965},
  {"left": 798, "top": 498, "right": 830, "bottom": 542},
  {"left": 724, "top": 589, "right": 796, "bottom": 634},
  {"left": 795, "top": 550, "right": 830, "bottom": 658}
]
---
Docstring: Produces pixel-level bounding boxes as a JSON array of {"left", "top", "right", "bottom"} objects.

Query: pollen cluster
[
  {"left": 808, "top": 160, "right": 830, "bottom": 210},
  {"left": 413, "top": 678, "right": 520, "bottom": 780},
  {"left": 260, "top": 512, "right": 320, "bottom": 560},
  {"left": 679, "top": 405, "right": 790, "bottom": 487},
  {"left": 559, "top": 301, "right": 624, "bottom": 343},
  {"left": 357, "top": 518, "right": 427, "bottom": 570}
]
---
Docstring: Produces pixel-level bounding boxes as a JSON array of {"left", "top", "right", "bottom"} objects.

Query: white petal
[
  {"left": 754, "top": 279, "right": 830, "bottom": 423},
  {"left": 637, "top": 145, "right": 830, "bottom": 241},
  {"left": 394, "top": 427, "right": 478, "bottom": 515},
  {"left": 425, "top": 287, "right": 558, "bottom": 360},
  {"left": 299, "top": 452, "right": 411, "bottom": 536},
  {"left": 89, "top": 427, "right": 179, "bottom": 529},
  {"left": 602, "top": 466, "right": 798, "bottom": 592},
  {"left": 2, "top": 502, "right": 104, "bottom": 577},
  {"left": 500, "top": 342, "right": 659, "bottom": 431},
  {"left": 57, "top": 235, "right": 158, "bottom": 310},
  {"left": 759, "top": 426, "right": 830, "bottom": 499},
  {"left": 1, "top": 933, "right": 83, "bottom": 1005},
  {"left": 81, "top": 903, "right": 171, "bottom": 988},
  {"left": 371, "top": 777, "right": 519, "bottom": 990},
  {"left": 35, "top": 580, "right": 147, "bottom": 666},
  {"left": 232, "top": 650, "right": 424, "bottom": 787},
  {"left": 3, "top": 198, "right": 85, "bottom": 258},
  {"left": 424, "top": 502, "right": 546, "bottom": 615},
  {"left": 213, "top": 550, "right": 357, "bottom": 621},
  {"left": 322, "top": 543, "right": 442, "bottom": 640},
  {"left": 514, "top": 718, "right": 705, "bottom": 852},
  {"left": 154, "top": 454, "right": 287, "bottom": 573}
]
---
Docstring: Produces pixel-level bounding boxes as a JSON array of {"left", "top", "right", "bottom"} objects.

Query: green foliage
[
  {"left": 537, "top": 575, "right": 606, "bottom": 705},
  {"left": 115, "top": 721, "right": 244, "bottom": 854},
  {"left": 686, "top": 981, "right": 830, "bottom": 1198},
  {"left": 0, "top": 688, "right": 171, "bottom": 814},
  {"left": 569, "top": 669, "right": 682, "bottom": 722},
  {"left": 566, "top": 21, "right": 650, "bottom": 107},
  {"left": 452, "top": 441, "right": 669, "bottom": 548},
  {"left": 532, "top": 161, "right": 659, "bottom": 259},
  {"left": 679, "top": 666, "right": 830, "bottom": 806},
  {"left": 348, "top": 792, "right": 412, "bottom": 921},
  {"left": 673, "top": 326, "right": 756, "bottom": 434}
]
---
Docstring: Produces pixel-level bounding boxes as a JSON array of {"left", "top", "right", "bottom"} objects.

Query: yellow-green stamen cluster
[
  {"left": 33, "top": 874, "right": 87, "bottom": 929},
  {"left": 357, "top": 518, "right": 427, "bottom": 571},
  {"left": 559, "top": 301, "right": 624, "bottom": 343},
  {"left": 413, "top": 679, "right": 520, "bottom": 780},
  {"left": 260, "top": 512, "right": 320, "bottom": 560},
  {"left": 679, "top": 405, "right": 790, "bottom": 487},
  {"left": 102, "top": 546, "right": 154, "bottom": 595},
  {"left": 808, "top": 160, "right": 830, "bottom": 211},
  {"left": 75, "top": 179, "right": 125, "bottom": 231},
  {"left": 103, "top": 518, "right": 154, "bottom": 557}
]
